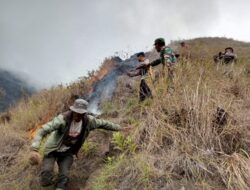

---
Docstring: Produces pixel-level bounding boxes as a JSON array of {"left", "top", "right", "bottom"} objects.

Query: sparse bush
[
  {"left": 92, "top": 48, "right": 250, "bottom": 190},
  {"left": 112, "top": 132, "right": 137, "bottom": 153},
  {"left": 82, "top": 141, "right": 98, "bottom": 157}
]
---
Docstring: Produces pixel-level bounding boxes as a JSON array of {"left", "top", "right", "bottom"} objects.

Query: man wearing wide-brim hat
[{"left": 29, "top": 98, "right": 127, "bottom": 190}]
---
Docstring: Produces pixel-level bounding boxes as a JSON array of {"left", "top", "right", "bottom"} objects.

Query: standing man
[
  {"left": 213, "top": 47, "right": 237, "bottom": 76},
  {"left": 179, "top": 42, "right": 191, "bottom": 63},
  {"left": 127, "top": 52, "right": 153, "bottom": 102},
  {"left": 222, "top": 47, "right": 237, "bottom": 77},
  {"left": 141, "top": 38, "right": 177, "bottom": 93},
  {"left": 29, "top": 99, "right": 125, "bottom": 190}
]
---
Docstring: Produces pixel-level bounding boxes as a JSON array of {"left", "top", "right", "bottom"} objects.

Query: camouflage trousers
[{"left": 161, "top": 64, "right": 175, "bottom": 93}]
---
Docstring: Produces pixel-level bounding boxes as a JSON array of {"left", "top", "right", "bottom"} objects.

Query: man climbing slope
[{"left": 29, "top": 98, "right": 127, "bottom": 190}]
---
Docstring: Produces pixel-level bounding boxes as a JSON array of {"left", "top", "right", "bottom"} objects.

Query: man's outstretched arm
[
  {"left": 149, "top": 58, "right": 161, "bottom": 67},
  {"left": 90, "top": 117, "right": 121, "bottom": 131},
  {"left": 136, "top": 59, "right": 161, "bottom": 69},
  {"left": 31, "top": 114, "right": 65, "bottom": 151}
]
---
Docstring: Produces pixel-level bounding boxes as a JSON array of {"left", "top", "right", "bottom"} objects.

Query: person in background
[
  {"left": 213, "top": 47, "right": 237, "bottom": 65},
  {"left": 213, "top": 47, "right": 237, "bottom": 77},
  {"left": 223, "top": 47, "right": 237, "bottom": 64},
  {"left": 178, "top": 41, "right": 191, "bottom": 62}
]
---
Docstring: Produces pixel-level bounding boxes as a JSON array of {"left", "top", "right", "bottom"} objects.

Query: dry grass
[
  {"left": 171, "top": 37, "right": 250, "bottom": 61},
  {"left": 0, "top": 57, "right": 122, "bottom": 190},
  {"left": 0, "top": 38, "right": 250, "bottom": 190},
  {"left": 93, "top": 57, "right": 250, "bottom": 190}
]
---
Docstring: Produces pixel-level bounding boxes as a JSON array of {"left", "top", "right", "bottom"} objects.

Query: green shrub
[{"left": 112, "top": 132, "right": 137, "bottom": 153}]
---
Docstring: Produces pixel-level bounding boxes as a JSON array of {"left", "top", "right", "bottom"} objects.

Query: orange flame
[{"left": 29, "top": 115, "right": 51, "bottom": 139}]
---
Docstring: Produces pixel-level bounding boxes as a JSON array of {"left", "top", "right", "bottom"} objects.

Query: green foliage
[
  {"left": 106, "top": 156, "right": 115, "bottom": 165},
  {"left": 93, "top": 180, "right": 114, "bottom": 190},
  {"left": 92, "top": 157, "right": 125, "bottom": 190},
  {"left": 139, "top": 161, "right": 153, "bottom": 184},
  {"left": 112, "top": 132, "right": 137, "bottom": 153},
  {"left": 82, "top": 141, "right": 98, "bottom": 157},
  {"left": 93, "top": 155, "right": 155, "bottom": 190}
]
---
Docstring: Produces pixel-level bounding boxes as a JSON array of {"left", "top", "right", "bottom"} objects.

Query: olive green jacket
[{"left": 31, "top": 112, "right": 121, "bottom": 155}]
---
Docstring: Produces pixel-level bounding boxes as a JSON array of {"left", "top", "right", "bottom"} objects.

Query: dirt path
[{"left": 67, "top": 130, "right": 112, "bottom": 190}]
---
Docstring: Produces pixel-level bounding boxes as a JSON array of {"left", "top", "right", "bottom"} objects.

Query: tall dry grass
[
  {"left": 0, "top": 56, "right": 122, "bottom": 189},
  {"left": 94, "top": 58, "right": 250, "bottom": 190},
  {"left": 0, "top": 38, "right": 249, "bottom": 190}
]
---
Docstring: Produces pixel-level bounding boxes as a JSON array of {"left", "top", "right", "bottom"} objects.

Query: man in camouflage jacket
[{"left": 141, "top": 38, "right": 177, "bottom": 92}]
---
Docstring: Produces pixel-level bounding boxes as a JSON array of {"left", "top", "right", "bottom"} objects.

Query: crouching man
[{"left": 29, "top": 99, "right": 125, "bottom": 190}]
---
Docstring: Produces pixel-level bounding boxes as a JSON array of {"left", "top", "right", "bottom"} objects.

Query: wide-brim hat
[{"left": 70, "top": 99, "right": 88, "bottom": 114}]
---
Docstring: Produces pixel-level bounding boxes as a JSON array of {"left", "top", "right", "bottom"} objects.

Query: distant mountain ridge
[{"left": 0, "top": 69, "right": 34, "bottom": 112}]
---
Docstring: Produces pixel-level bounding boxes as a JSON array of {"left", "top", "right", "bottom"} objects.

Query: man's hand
[{"left": 29, "top": 151, "right": 41, "bottom": 165}]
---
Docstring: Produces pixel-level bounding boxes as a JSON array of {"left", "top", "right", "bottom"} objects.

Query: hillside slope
[
  {"left": 0, "top": 69, "right": 34, "bottom": 112},
  {"left": 172, "top": 37, "right": 250, "bottom": 60},
  {"left": 0, "top": 37, "right": 249, "bottom": 190}
]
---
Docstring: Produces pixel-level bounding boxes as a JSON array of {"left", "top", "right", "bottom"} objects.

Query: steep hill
[
  {"left": 0, "top": 37, "right": 249, "bottom": 190},
  {"left": 171, "top": 37, "right": 250, "bottom": 62}
]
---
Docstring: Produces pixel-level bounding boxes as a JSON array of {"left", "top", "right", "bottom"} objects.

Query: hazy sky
[{"left": 0, "top": 0, "right": 249, "bottom": 88}]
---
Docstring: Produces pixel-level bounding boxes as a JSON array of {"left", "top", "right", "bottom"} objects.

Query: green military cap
[{"left": 154, "top": 38, "right": 165, "bottom": 45}]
